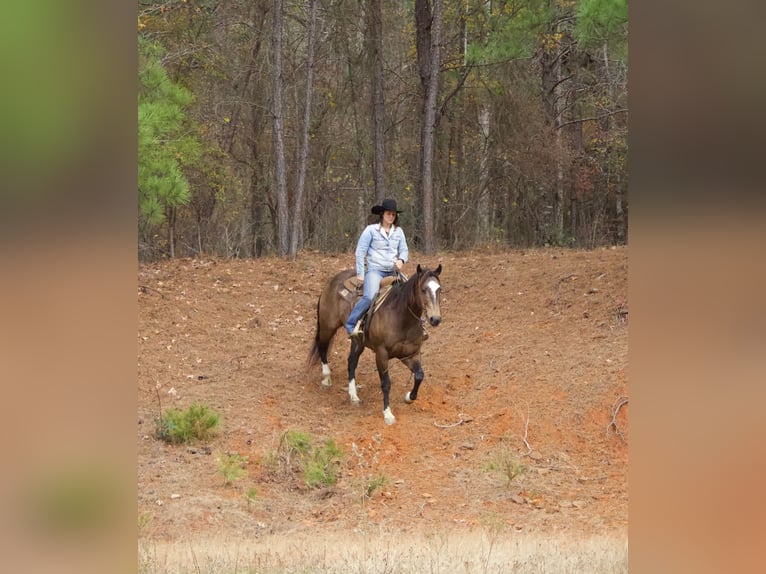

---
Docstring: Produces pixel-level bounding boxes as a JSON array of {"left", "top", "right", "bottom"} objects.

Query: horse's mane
[{"left": 387, "top": 268, "right": 435, "bottom": 312}]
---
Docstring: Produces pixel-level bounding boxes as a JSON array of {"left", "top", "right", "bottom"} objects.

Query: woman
[{"left": 344, "top": 198, "right": 409, "bottom": 337}]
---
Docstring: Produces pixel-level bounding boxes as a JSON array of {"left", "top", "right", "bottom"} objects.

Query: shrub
[
  {"left": 218, "top": 453, "right": 248, "bottom": 486},
  {"left": 305, "top": 438, "right": 342, "bottom": 488},
  {"left": 155, "top": 403, "right": 220, "bottom": 444},
  {"left": 484, "top": 434, "right": 526, "bottom": 485},
  {"left": 363, "top": 474, "right": 388, "bottom": 499},
  {"left": 271, "top": 430, "right": 343, "bottom": 489}
]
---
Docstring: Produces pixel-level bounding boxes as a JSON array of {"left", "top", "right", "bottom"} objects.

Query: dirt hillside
[{"left": 137, "top": 247, "right": 628, "bottom": 543}]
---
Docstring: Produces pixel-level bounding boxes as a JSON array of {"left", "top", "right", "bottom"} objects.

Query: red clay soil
[{"left": 137, "top": 247, "right": 628, "bottom": 541}]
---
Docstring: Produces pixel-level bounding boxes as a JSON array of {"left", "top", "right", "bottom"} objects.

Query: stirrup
[{"left": 348, "top": 319, "right": 364, "bottom": 339}]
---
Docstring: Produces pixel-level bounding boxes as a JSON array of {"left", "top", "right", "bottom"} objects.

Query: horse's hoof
[
  {"left": 349, "top": 395, "right": 361, "bottom": 405},
  {"left": 321, "top": 365, "right": 332, "bottom": 387},
  {"left": 404, "top": 392, "right": 413, "bottom": 404},
  {"left": 383, "top": 407, "right": 395, "bottom": 425}
]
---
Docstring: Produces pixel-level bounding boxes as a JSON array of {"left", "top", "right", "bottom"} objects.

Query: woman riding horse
[
  {"left": 344, "top": 198, "right": 409, "bottom": 338},
  {"left": 309, "top": 262, "right": 443, "bottom": 425}
]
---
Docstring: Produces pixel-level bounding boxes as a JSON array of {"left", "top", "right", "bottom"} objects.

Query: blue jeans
[{"left": 345, "top": 269, "right": 395, "bottom": 333}]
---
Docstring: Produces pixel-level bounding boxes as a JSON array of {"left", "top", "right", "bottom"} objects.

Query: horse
[{"left": 308, "top": 264, "right": 443, "bottom": 425}]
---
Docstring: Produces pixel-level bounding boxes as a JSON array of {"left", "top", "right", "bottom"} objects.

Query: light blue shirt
[{"left": 354, "top": 223, "right": 409, "bottom": 276}]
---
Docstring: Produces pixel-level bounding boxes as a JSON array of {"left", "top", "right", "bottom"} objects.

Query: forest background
[{"left": 138, "top": 0, "right": 627, "bottom": 261}]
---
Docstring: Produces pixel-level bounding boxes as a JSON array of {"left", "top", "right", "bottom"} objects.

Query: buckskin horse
[{"left": 308, "top": 264, "right": 443, "bottom": 425}]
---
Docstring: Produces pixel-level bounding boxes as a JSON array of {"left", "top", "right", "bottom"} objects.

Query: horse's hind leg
[
  {"left": 346, "top": 339, "right": 364, "bottom": 404},
  {"left": 403, "top": 359, "right": 425, "bottom": 404},
  {"left": 318, "top": 341, "right": 332, "bottom": 387}
]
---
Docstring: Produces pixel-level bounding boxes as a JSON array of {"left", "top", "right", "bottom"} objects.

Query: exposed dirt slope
[{"left": 138, "top": 247, "right": 628, "bottom": 542}]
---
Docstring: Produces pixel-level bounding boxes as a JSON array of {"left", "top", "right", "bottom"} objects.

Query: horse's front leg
[
  {"left": 376, "top": 353, "right": 395, "bottom": 425},
  {"left": 346, "top": 339, "right": 365, "bottom": 404},
  {"left": 403, "top": 357, "right": 424, "bottom": 404}
]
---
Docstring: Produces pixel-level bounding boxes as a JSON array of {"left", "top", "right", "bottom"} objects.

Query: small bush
[
  {"left": 305, "top": 438, "right": 342, "bottom": 488},
  {"left": 363, "top": 474, "right": 388, "bottom": 499},
  {"left": 282, "top": 430, "right": 312, "bottom": 457},
  {"left": 218, "top": 453, "right": 248, "bottom": 486},
  {"left": 485, "top": 434, "right": 526, "bottom": 485},
  {"left": 155, "top": 403, "right": 220, "bottom": 444},
  {"left": 270, "top": 430, "right": 343, "bottom": 489}
]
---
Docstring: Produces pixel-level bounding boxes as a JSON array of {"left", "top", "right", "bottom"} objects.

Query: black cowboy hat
[{"left": 371, "top": 198, "right": 402, "bottom": 215}]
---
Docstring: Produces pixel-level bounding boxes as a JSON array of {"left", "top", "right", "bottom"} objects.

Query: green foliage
[
  {"left": 218, "top": 453, "right": 248, "bottom": 486},
  {"left": 575, "top": 0, "right": 628, "bottom": 57},
  {"left": 465, "top": 0, "right": 557, "bottom": 65},
  {"left": 305, "top": 438, "right": 343, "bottom": 488},
  {"left": 138, "top": 37, "right": 201, "bottom": 226},
  {"left": 155, "top": 403, "right": 220, "bottom": 444},
  {"left": 282, "top": 429, "right": 312, "bottom": 456},
  {"left": 273, "top": 430, "right": 343, "bottom": 489},
  {"left": 484, "top": 434, "right": 527, "bottom": 485},
  {"left": 363, "top": 474, "right": 388, "bottom": 500}
]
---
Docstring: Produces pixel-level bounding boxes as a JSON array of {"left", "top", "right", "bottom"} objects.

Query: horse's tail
[{"left": 307, "top": 293, "right": 324, "bottom": 369}]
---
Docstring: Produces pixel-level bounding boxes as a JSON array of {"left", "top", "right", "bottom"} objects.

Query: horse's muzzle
[{"left": 429, "top": 316, "right": 441, "bottom": 327}]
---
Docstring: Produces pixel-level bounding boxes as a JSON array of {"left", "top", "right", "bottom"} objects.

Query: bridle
[{"left": 406, "top": 270, "right": 439, "bottom": 322}]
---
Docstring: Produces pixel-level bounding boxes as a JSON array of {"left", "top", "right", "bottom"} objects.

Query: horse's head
[{"left": 416, "top": 264, "right": 443, "bottom": 327}]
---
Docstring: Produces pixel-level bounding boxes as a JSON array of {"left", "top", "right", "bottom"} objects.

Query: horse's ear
[
  {"left": 417, "top": 264, "right": 423, "bottom": 274},
  {"left": 433, "top": 264, "right": 442, "bottom": 276}
]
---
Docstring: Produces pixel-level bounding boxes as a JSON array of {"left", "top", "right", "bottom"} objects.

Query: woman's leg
[{"left": 344, "top": 269, "right": 386, "bottom": 333}]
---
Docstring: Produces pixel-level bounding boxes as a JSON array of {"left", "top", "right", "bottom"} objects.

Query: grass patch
[{"left": 137, "top": 531, "right": 629, "bottom": 573}]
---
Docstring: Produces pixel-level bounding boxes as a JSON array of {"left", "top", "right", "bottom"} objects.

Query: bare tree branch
[
  {"left": 520, "top": 401, "right": 532, "bottom": 456},
  {"left": 434, "top": 413, "right": 470, "bottom": 428},
  {"left": 557, "top": 108, "right": 628, "bottom": 130},
  {"left": 607, "top": 396, "right": 629, "bottom": 441}
]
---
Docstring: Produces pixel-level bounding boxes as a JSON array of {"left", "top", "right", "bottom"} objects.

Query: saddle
[
  {"left": 339, "top": 275, "right": 398, "bottom": 303},
  {"left": 339, "top": 274, "right": 403, "bottom": 333}
]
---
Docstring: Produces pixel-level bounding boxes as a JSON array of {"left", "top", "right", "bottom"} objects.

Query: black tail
[{"left": 307, "top": 294, "right": 323, "bottom": 368}]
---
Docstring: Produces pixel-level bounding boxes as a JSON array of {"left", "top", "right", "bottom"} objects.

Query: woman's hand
[
  {"left": 356, "top": 275, "right": 364, "bottom": 283},
  {"left": 394, "top": 259, "right": 403, "bottom": 271}
]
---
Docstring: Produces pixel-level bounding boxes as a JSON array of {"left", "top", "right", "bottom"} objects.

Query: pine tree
[{"left": 138, "top": 38, "right": 200, "bottom": 255}]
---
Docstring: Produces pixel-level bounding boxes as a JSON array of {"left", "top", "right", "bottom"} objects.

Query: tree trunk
[
  {"left": 272, "top": 0, "right": 289, "bottom": 257},
  {"left": 368, "top": 0, "right": 388, "bottom": 203},
  {"left": 168, "top": 206, "right": 176, "bottom": 258},
  {"left": 289, "top": 0, "right": 318, "bottom": 259},
  {"left": 223, "top": 2, "right": 269, "bottom": 154},
  {"left": 541, "top": 18, "right": 566, "bottom": 245},
  {"left": 415, "top": 0, "right": 442, "bottom": 255},
  {"left": 477, "top": 105, "right": 490, "bottom": 243},
  {"left": 603, "top": 42, "right": 626, "bottom": 244}
]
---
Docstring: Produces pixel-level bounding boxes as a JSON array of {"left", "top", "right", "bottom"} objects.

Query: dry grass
[{"left": 139, "top": 530, "right": 627, "bottom": 574}]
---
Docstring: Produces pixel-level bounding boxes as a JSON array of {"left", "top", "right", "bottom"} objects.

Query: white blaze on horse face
[
  {"left": 426, "top": 278, "right": 441, "bottom": 302},
  {"left": 425, "top": 278, "right": 442, "bottom": 318}
]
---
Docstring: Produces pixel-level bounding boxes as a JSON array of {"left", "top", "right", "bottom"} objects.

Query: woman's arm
[
  {"left": 354, "top": 226, "right": 373, "bottom": 278},
  {"left": 397, "top": 228, "right": 409, "bottom": 265}
]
